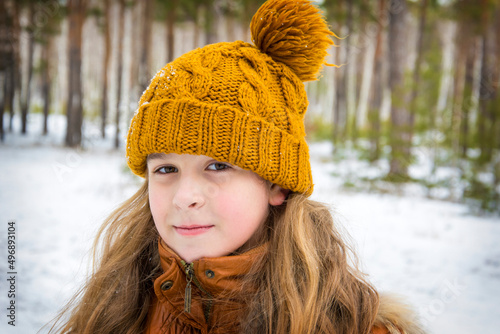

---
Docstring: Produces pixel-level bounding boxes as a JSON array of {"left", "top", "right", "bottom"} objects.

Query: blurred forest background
[{"left": 0, "top": 0, "right": 499, "bottom": 213}]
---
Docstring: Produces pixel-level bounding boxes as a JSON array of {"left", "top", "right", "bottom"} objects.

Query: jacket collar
[{"left": 154, "top": 238, "right": 267, "bottom": 304}]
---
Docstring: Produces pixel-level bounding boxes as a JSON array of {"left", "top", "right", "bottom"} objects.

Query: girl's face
[{"left": 147, "top": 153, "right": 287, "bottom": 263}]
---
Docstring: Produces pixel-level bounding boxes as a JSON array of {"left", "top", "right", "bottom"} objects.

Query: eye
[
  {"left": 207, "top": 162, "right": 230, "bottom": 171},
  {"left": 155, "top": 166, "right": 178, "bottom": 174}
]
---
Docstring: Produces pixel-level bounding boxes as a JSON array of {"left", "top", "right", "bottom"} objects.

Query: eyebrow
[{"left": 146, "top": 153, "right": 167, "bottom": 162}]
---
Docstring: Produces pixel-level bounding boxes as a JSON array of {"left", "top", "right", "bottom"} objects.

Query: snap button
[
  {"left": 205, "top": 270, "right": 215, "bottom": 278},
  {"left": 161, "top": 280, "right": 174, "bottom": 290}
]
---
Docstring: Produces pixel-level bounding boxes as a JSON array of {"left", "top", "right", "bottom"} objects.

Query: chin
[{"left": 184, "top": 249, "right": 230, "bottom": 263}]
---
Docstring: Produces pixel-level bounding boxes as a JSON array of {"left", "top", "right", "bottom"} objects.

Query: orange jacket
[
  {"left": 145, "top": 240, "right": 423, "bottom": 334},
  {"left": 145, "top": 240, "right": 261, "bottom": 333}
]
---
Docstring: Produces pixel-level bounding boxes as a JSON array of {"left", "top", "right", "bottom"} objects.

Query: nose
[{"left": 172, "top": 175, "right": 206, "bottom": 210}]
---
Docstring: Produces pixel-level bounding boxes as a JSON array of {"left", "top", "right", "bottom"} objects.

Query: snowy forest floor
[{"left": 1, "top": 114, "right": 499, "bottom": 334}]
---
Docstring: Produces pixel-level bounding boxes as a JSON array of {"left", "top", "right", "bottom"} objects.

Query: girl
[{"left": 51, "top": 0, "right": 425, "bottom": 333}]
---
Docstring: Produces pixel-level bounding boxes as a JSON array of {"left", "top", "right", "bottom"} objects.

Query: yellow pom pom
[{"left": 251, "top": 0, "right": 337, "bottom": 82}]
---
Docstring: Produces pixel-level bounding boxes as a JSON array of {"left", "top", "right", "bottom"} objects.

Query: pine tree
[
  {"left": 388, "top": 0, "right": 411, "bottom": 180},
  {"left": 65, "top": 0, "right": 87, "bottom": 147}
]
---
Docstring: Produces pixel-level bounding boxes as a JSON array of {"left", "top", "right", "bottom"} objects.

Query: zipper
[
  {"left": 184, "top": 265, "right": 193, "bottom": 313},
  {"left": 181, "top": 260, "right": 214, "bottom": 322}
]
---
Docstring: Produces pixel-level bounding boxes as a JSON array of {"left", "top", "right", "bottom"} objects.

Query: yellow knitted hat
[{"left": 126, "top": 0, "right": 335, "bottom": 195}]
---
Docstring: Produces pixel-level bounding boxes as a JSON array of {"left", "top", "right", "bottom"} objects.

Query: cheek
[
  {"left": 216, "top": 185, "right": 269, "bottom": 230},
  {"left": 148, "top": 184, "right": 169, "bottom": 223}
]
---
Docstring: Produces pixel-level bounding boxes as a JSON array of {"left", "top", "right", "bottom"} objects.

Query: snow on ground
[
  {"left": 309, "top": 142, "right": 500, "bottom": 334},
  {"left": 1, "top": 114, "right": 499, "bottom": 333}
]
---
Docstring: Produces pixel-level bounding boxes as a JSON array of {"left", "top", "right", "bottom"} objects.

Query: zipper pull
[
  {"left": 185, "top": 276, "right": 192, "bottom": 313},
  {"left": 182, "top": 262, "right": 194, "bottom": 313}
]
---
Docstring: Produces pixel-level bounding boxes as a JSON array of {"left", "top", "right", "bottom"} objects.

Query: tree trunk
[
  {"left": 6, "top": 51, "right": 16, "bottom": 133},
  {"left": 114, "top": 0, "right": 126, "bottom": 149},
  {"left": 128, "top": 1, "right": 141, "bottom": 122},
  {"left": 409, "top": 0, "right": 428, "bottom": 138},
  {"left": 333, "top": 48, "right": 347, "bottom": 149},
  {"left": 0, "top": 71, "right": 4, "bottom": 141},
  {"left": 332, "top": 0, "right": 348, "bottom": 150},
  {"left": 388, "top": 0, "right": 411, "bottom": 180},
  {"left": 494, "top": 5, "right": 500, "bottom": 152},
  {"left": 166, "top": 0, "right": 178, "bottom": 63},
  {"left": 494, "top": 4, "right": 500, "bottom": 204},
  {"left": 459, "top": 38, "right": 477, "bottom": 158},
  {"left": 41, "top": 38, "right": 53, "bottom": 136},
  {"left": 344, "top": 0, "right": 353, "bottom": 140},
  {"left": 451, "top": 21, "right": 468, "bottom": 156},
  {"left": 368, "top": 0, "right": 386, "bottom": 162},
  {"left": 193, "top": 17, "right": 200, "bottom": 49},
  {"left": 20, "top": 2, "right": 35, "bottom": 135},
  {"left": 477, "top": 0, "right": 496, "bottom": 164},
  {"left": 436, "top": 21, "right": 455, "bottom": 123},
  {"left": 0, "top": 0, "right": 11, "bottom": 141},
  {"left": 352, "top": 0, "right": 371, "bottom": 143},
  {"left": 101, "top": 0, "right": 111, "bottom": 138},
  {"left": 65, "top": 0, "right": 86, "bottom": 147},
  {"left": 477, "top": 35, "right": 490, "bottom": 163},
  {"left": 139, "top": 0, "right": 153, "bottom": 90},
  {"left": 225, "top": 6, "right": 236, "bottom": 42},
  {"left": 240, "top": 0, "right": 263, "bottom": 42},
  {"left": 192, "top": 3, "right": 201, "bottom": 49},
  {"left": 204, "top": 1, "right": 217, "bottom": 45},
  {"left": 8, "top": 2, "right": 21, "bottom": 133}
]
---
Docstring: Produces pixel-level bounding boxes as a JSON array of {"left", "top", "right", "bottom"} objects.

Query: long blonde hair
[
  {"left": 50, "top": 182, "right": 378, "bottom": 333},
  {"left": 49, "top": 181, "right": 160, "bottom": 333},
  {"left": 242, "top": 192, "right": 379, "bottom": 333}
]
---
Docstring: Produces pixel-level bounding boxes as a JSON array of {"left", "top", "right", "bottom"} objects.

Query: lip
[{"left": 174, "top": 225, "right": 214, "bottom": 236}]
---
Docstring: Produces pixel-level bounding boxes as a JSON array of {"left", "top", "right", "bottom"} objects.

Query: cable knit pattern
[{"left": 126, "top": 0, "right": 336, "bottom": 195}]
